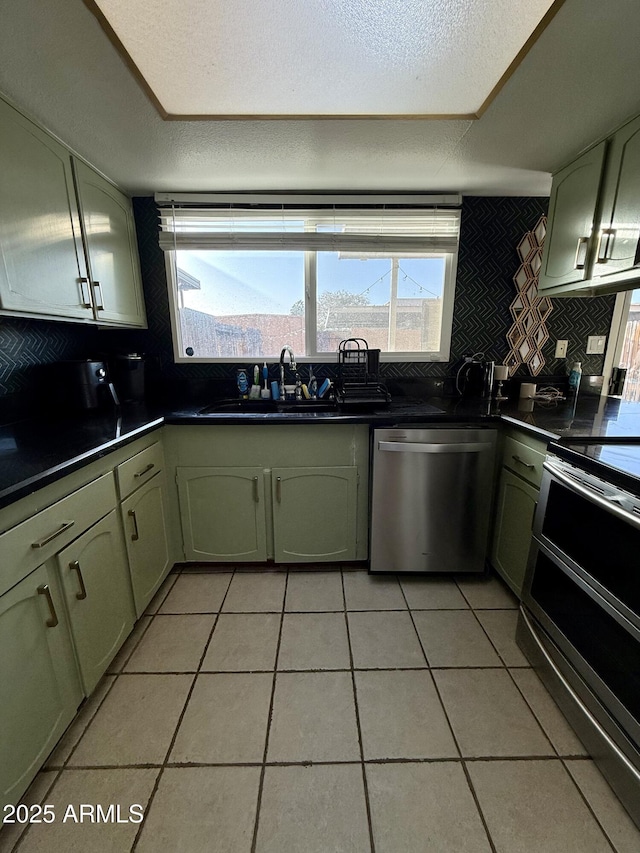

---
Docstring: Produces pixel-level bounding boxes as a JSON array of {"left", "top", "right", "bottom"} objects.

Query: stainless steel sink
[{"left": 198, "top": 399, "right": 338, "bottom": 415}]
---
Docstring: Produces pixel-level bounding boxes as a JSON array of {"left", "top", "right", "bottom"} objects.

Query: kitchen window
[{"left": 158, "top": 196, "right": 460, "bottom": 362}]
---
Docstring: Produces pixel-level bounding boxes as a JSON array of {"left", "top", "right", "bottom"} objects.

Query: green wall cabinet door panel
[
  {"left": 72, "top": 158, "right": 146, "bottom": 327},
  {"left": 0, "top": 564, "right": 82, "bottom": 807},
  {"left": 491, "top": 467, "right": 538, "bottom": 598},
  {"left": 272, "top": 467, "right": 358, "bottom": 562},
  {"left": 591, "top": 115, "right": 640, "bottom": 285},
  {"left": 539, "top": 141, "right": 607, "bottom": 293},
  {"left": 0, "top": 99, "right": 92, "bottom": 321},
  {"left": 177, "top": 467, "right": 267, "bottom": 561},
  {"left": 121, "top": 471, "right": 172, "bottom": 617},
  {"left": 57, "top": 510, "right": 135, "bottom": 695}
]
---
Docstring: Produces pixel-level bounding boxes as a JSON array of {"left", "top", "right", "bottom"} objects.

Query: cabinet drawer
[
  {"left": 0, "top": 472, "right": 117, "bottom": 597},
  {"left": 116, "top": 441, "right": 164, "bottom": 499},
  {"left": 503, "top": 436, "right": 545, "bottom": 488}
]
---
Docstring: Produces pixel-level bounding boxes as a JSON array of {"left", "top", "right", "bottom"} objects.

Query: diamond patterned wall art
[{"left": 505, "top": 216, "right": 552, "bottom": 377}]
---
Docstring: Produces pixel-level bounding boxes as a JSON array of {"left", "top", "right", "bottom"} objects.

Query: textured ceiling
[
  {"left": 1, "top": 0, "right": 640, "bottom": 195},
  {"left": 91, "top": 0, "right": 556, "bottom": 117}
]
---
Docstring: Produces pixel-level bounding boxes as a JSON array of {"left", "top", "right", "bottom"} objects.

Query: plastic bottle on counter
[{"left": 568, "top": 361, "right": 582, "bottom": 399}]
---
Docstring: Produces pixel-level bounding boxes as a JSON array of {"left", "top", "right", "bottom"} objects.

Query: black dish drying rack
[{"left": 335, "top": 338, "right": 391, "bottom": 408}]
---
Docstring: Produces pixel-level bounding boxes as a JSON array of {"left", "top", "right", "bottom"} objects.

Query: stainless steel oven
[{"left": 518, "top": 450, "right": 640, "bottom": 828}]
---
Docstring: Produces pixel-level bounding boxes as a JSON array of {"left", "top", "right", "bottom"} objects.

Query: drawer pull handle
[
  {"left": 512, "top": 454, "right": 535, "bottom": 471},
  {"left": 92, "top": 280, "right": 105, "bottom": 310},
  {"left": 31, "top": 520, "right": 75, "bottom": 549},
  {"left": 37, "top": 584, "right": 59, "bottom": 628},
  {"left": 69, "top": 560, "right": 87, "bottom": 600},
  {"left": 276, "top": 476, "right": 282, "bottom": 503},
  {"left": 134, "top": 463, "right": 155, "bottom": 478},
  {"left": 78, "top": 277, "right": 92, "bottom": 308},
  {"left": 574, "top": 236, "right": 589, "bottom": 270},
  {"left": 252, "top": 476, "right": 259, "bottom": 503},
  {"left": 128, "top": 509, "right": 140, "bottom": 541}
]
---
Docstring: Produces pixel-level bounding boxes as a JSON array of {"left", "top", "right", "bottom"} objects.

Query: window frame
[{"left": 164, "top": 215, "right": 459, "bottom": 364}]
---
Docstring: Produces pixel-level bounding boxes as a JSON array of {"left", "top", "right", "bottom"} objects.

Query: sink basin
[{"left": 198, "top": 399, "right": 338, "bottom": 415}]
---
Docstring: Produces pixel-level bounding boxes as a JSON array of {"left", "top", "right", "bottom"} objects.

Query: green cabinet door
[
  {"left": 539, "top": 141, "right": 607, "bottom": 293},
  {"left": 57, "top": 510, "right": 135, "bottom": 695},
  {"left": 0, "top": 99, "right": 91, "bottom": 320},
  {"left": 491, "top": 467, "right": 538, "bottom": 598},
  {"left": 121, "top": 472, "right": 171, "bottom": 617},
  {"left": 177, "top": 467, "right": 267, "bottom": 561},
  {"left": 0, "top": 564, "right": 82, "bottom": 807},
  {"left": 592, "top": 115, "right": 640, "bottom": 284},
  {"left": 73, "top": 158, "right": 146, "bottom": 327},
  {"left": 272, "top": 466, "right": 358, "bottom": 562}
]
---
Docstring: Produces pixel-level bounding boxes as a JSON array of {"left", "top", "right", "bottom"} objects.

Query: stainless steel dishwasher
[{"left": 370, "top": 427, "right": 497, "bottom": 574}]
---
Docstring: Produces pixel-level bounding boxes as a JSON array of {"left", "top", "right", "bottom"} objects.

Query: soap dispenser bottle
[{"left": 568, "top": 361, "right": 582, "bottom": 399}]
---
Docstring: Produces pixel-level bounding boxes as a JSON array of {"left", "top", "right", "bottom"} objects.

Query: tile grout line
[
  {"left": 342, "top": 570, "right": 377, "bottom": 853},
  {"left": 398, "top": 580, "right": 499, "bottom": 853},
  {"left": 249, "top": 571, "right": 289, "bottom": 853},
  {"left": 558, "top": 758, "right": 619, "bottom": 852},
  {"left": 129, "top": 568, "right": 236, "bottom": 852}
]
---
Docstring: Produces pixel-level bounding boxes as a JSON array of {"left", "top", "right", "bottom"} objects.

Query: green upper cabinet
[
  {"left": 539, "top": 111, "right": 640, "bottom": 297},
  {"left": 0, "top": 95, "right": 146, "bottom": 326},
  {"left": 272, "top": 466, "right": 358, "bottom": 562},
  {"left": 0, "top": 564, "right": 82, "bottom": 807},
  {"left": 538, "top": 141, "right": 607, "bottom": 293},
  {"left": 177, "top": 467, "right": 268, "bottom": 561},
  {"left": 0, "top": 98, "right": 92, "bottom": 321},
  {"left": 73, "top": 158, "right": 146, "bottom": 327},
  {"left": 590, "top": 114, "right": 640, "bottom": 286},
  {"left": 57, "top": 510, "right": 135, "bottom": 695}
]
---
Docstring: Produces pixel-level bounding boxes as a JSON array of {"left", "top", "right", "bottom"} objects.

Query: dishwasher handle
[{"left": 378, "top": 440, "right": 493, "bottom": 454}]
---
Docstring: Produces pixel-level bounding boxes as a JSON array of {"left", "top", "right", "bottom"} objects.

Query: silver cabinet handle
[
  {"left": 596, "top": 228, "right": 616, "bottom": 263},
  {"left": 512, "top": 454, "right": 535, "bottom": 471},
  {"left": 252, "top": 476, "right": 259, "bottom": 503},
  {"left": 78, "top": 277, "right": 92, "bottom": 308},
  {"left": 37, "top": 584, "right": 59, "bottom": 628},
  {"left": 276, "top": 476, "right": 282, "bottom": 503},
  {"left": 31, "top": 520, "right": 75, "bottom": 549},
  {"left": 574, "top": 236, "right": 589, "bottom": 270},
  {"left": 69, "top": 560, "right": 88, "bottom": 600},
  {"left": 92, "top": 280, "right": 105, "bottom": 310},
  {"left": 128, "top": 508, "right": 140, "bottom": 541},
  {"left": 378, "top": 441, "right": 492, "bottom": 454},
  {"left": 134, "top": 463, "right": 155, "bottom": 479}
]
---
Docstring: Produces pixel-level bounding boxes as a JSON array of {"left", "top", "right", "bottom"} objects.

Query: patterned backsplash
[{"left": 0, "top": 195, "right": 616, "bottom": 417}]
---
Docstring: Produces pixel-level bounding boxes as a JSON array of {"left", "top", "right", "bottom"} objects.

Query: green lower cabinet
[
  {"left": 491, "top": 467, "right": 539, "bottom": 597},
  {"left": 0, "top": 564, "right": 82, "bottom": 807},
  {"left": 177, "top": 467, "right": 267, "bottom": 561},
  {"left": 57, "top": 510, "right": 135, "bottom": 695},
  {"left": 272, "top": 466, "right": 358, "bottom": 562},
  {"left": 121, "top": 472, "right": 171, "bottom": 617}
]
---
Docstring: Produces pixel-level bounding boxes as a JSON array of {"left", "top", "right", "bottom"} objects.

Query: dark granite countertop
[
  {"left": 0, "top": 405, "right": 164, "bottom": 509},
  {"left": 2, "top": 394, "right": 640, "bottom": 511}
]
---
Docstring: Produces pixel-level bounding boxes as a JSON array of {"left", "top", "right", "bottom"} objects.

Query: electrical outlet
[
  {"left": 555, "top": 339, "right": 568, "bottom": 358},
  {"left": 587, "top": 335, "right": 607, "bottom": 354}
]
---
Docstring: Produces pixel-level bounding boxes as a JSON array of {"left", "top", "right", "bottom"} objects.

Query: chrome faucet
[{"left": 279, "top": 346, "right": 297, "bottom": 399}]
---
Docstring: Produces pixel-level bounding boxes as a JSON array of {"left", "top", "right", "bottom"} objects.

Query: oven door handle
[{"left": 543, "top": 460, "right": 640, "bottom": 531}]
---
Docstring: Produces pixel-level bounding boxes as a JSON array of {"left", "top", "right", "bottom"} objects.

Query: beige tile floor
[{"left": 4, "top": 568, "right": 640, "bottom": 853}]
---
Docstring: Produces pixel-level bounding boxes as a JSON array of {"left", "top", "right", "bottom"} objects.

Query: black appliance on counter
[
  {"left": 110, "top": 353, "right": 146, "bottom": 403},
  {"left": 518, "top": 438, "right": 640, "bottom": 829},
  {"left": 456, "top": 357, "right": 494, "bottom": 398},
  {"left": 53, "top": 359, "right": 119, "bottom": 412}
]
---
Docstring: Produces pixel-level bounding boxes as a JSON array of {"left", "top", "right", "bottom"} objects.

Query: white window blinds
[{"left": 156, "top": 196, "right": 461, "bottom": 254}]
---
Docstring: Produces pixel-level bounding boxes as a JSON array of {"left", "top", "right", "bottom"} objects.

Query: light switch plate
[
  {"left": 555, "top": 339, "right": 568, "bottom": 358},
  {"left": 587, "top": 335, "right": 607, "bottom": 354}
]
